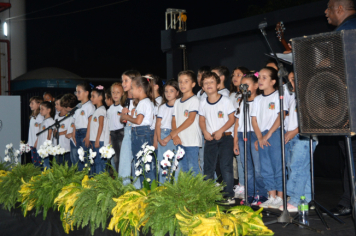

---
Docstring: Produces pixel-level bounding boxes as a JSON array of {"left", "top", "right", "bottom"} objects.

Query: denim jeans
[
  {"left": 110, "top": 129, "right": 124, "bottom": 171},
  {"left": 70, "top": 140, "right": 78, "bottom": 167},
  {"left": 75, "top": 128, "right": 88, "bottom": 171},
  {"left": 236, "top": 154, "right": 244, "bottom": 186},
  {"left": 131, "top": 126, "right": 156, "bottom": 186},
  {"left": 157, "top": 128, "right": 177, "bottom": 184},
  {"left": 179, "top": 145, "right": 200, "bottom": 176},
  {"left": 238, "top": 132, "right": 267, "bottom": 197},
  {"left": 259, "top": 128, "right": 283, "bottom": 192},
  {"left": 204, "top": 135, "right": 234, "bottom": 198},
  {"left": 90, "top": 141, "right": 106, "bottom": 174},
  {"left": 55, "top": 152, "right": 71, "bottom": 166},
  {"left": 43, "top": 157, "right": 50, "bottom": 170},
  {"left": 31, "top": 147, "right": 41, "bottom": 167},
  {"left": 198, "top": 133, "right": 205, "bottom": 174},
  {"left": 119, "top": 126, "right": 141, "bottom": 189},
  {"left": 286, "top": 134, "right": 315, "bottom": 206}
]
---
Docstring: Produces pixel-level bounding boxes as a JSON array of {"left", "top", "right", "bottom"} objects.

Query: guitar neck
[{"left": 280, "top": 38, "right": 290, "bottom": 51}]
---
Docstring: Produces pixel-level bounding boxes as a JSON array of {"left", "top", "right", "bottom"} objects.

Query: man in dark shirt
[{"left": 325, "top": 0, "right": 356, "bottom": 216}]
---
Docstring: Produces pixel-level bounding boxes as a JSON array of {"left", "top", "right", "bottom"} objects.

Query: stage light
[{"left": 3, "top": 22, "right": 7, "bottom": 37}]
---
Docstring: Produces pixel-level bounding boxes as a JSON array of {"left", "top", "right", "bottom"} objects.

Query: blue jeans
[
  {"left": 259, "top": 128, "right": 283, "bottom": 192},
  {"left": 119, "top": 126, "right": 141, "bottom": 189},
  {"left": 131, "top": 126, "right": 156, "bottom": 186},
  {"left": 70, "top": 140, "right": 78, "bottom": 167},
  {"left": 31, "top": 147, "right": 41, "bottom": 167},
  {"left": 198, "top": 133, "right": 205, "bottom": 174},
  {"left": 236, "top": 154, "right": 244, "bottom": 186},
  {"left": 55, "top": 152, "right": 71, "bottom": 166},
  {"left": 238, "top": 132, "right": 267, "bottom": 197},
  {"left": 90, "top": 141, "right": 106, "bottom": 174},
  {"left": 157, "top": 128, "right": 177, "bottom": 184},
  {"left": 204, "top": 135, "right": 234, "bottom": 197},
  {"left": 43, "top": 157, "right": 50, "bottom": 169},
  {"left": 286, "top": 134, "right": 315, "bottom": 206},
  {"left": 75, "top": 128, "right": 88, "bottom": 171},
  {"left": 179, "top": 145, "right": 200, "bottom": 176}
]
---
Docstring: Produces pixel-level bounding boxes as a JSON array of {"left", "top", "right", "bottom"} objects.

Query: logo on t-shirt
[
  {"left": 34, "top": 122, "right": 39, "bottom": 127},
  {"left": 80, "top": 110, "right": 85, "bottom": 116},
  {"left": 71, "top": 123, "right": 75, "bottom": 128},
  {"left": 60, "top": 124, "right": 65, "bottom": 129},
  {"left": 117, "top": 111, "right": 121, "bottom": 116},
  {"left": 135, "top": 110, "right": 138, "bottom": 117},
  {"left": 42, "top": 126, "right": 46, "bottom": 130},
  {"left": 237, "top": 97, "right": 241, "bottom": 103},
  {"left": 218, "top": 111, "right": 224, "bottom": 118},
  {"left": 268, "top": 102, "right": 275, "bottom": 110},
  {"left": 184, "top": 110, "right": 189, "bottom": 117},
  {"left": 93, "top": 117, "right": 97, "bottom": 122}
]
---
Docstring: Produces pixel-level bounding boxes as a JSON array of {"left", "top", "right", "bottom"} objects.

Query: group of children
[{"left": 27, "top": 62, "right": 314, "bottom": 209}]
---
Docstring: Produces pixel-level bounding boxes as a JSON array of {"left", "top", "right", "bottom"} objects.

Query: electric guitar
[{"left": 275, "top": 21, "right": 290, "bottom": 51}]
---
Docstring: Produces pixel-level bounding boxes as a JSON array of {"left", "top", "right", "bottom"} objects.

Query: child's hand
[
  {"left": 158, "top": 138, "right": 167, "bottom": 147},
  {"left": 162, "top": 135, "right": 171, "bottom": 145},
  {"left": 170, "top": 129, "right": 178, "bottom": 139},
  {"left": 258, "top": 136, "right": 271, "bottom": 149},
  {"left": 120, "top": 114, "right": 129, "bottom": 122},
  {"left": 233, "top": 143, "right": 240, "bottom": 155},
  {"left": 153, "top": 138, "right": 158, "bottom": 149},
  {"left": 212, "top": 130, "right": 223, "bottom": 141},
  {"left": 83, "top": 136, "right": 90, "bottom": 148},
  {"left": 254, "top": 140, "right": 259, "bottom": 151},
  {"left": 95, "top": 140, "right": 99, "bottom": 148},
  {"left": 285, "top": 131, "right": 297, "bottom": 144},
  {"left": 203, "top": 131, "right": 213, "bottom": 141},
  {"left": 173, "top": 136, "right": 182, "bottom": 146},
  {"left": 65, "top": 133, "right": 72, "bottom": 139},
  {"left": 131, "top": 108, "right": 136, "bottom": 116},
  {"left": 122, "top": 108, "right": 129, "bottom": 114}
]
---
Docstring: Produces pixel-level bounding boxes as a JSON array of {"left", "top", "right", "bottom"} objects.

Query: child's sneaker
[
  {"left": 251, "top": 195, "right": 268, "bottom": 206},
  {"left": 219, "top": 197, "right": 236, "bottom": 205},
  {"left": 240, "top": 196, "right": 254, "bottom": 205},
  {"left": 269, "top": 196, "right": 283, "bottom": 209},
  {"left": 279, "top": 203, "right": 298, "bottom": 212},
  {"left": 233, "top": 185, "right": 245, "bottom": 199},
  {"left": 259, "top": 196, "right": 275, "bottom": 208}
]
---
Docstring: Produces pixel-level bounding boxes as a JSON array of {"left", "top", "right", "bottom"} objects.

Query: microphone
[
  {"left": 123, "top": 98, "right": 130, "bottom": 124},
  {"left": 239, "top": 84, "right": 249, "bottom": 92},
  {"left": 66, "top": 103, "right": 82, "bottom": 117},
  {"left": 258, "top": 20, "right": 267, "bottom": 30}
]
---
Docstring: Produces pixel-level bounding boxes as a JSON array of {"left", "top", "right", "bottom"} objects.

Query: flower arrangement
[
  {"left": 135, "top": 142, "right": 158, "bottom": 190},
  {"left": 77, "top": 144, "right": 115, "bottom": 170},
  {"left": 161, "top": 146, "right": 185, "bottom": 183},
  {"left": 3, "top": 142, "right": 31, "bottom": 167}
]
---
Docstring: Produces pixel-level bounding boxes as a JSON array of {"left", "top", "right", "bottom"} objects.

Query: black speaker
[{"left": 292, "top": 29, "right": 356, "bottom": 136}]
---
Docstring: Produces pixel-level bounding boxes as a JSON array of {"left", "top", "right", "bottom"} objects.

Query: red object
[
  {"left": 280, "top": 96, "right": 284, "bottom": 99},
  {"left": 0, "top": 39, "right": 11, "bottom": 95},
  {"left": 0, "top": 3, "right": 11, "bottom": 12},
  {"left": 244, "top": 138, "right": 247, "bottom": 141}
]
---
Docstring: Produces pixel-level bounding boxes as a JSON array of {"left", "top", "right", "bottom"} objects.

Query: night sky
[{"left": 25, "top": 0, "right": 264, "bottom": 79}]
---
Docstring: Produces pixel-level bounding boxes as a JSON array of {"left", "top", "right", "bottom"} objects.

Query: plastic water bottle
[{"left": 298, "top": 196, "right": 309, "bottom": 228}]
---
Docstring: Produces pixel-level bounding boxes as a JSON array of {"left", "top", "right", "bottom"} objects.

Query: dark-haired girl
[
  {"left": 251, "top": 67, "right": 287, "bottom": 209},
  {"left": 36, "top": 101, "right": 55, "bottom": 169},
  {"left": 90, "top": 85, "right": 107, "bottom": 174},
  {"left": 233, "top": 73, "right": 267, "bottom": 206},
  {"left": 73, "top": 83, "right": 95, "bottom": 171},
  {"left": 121, "top": 76, "right": 156, "bottom": 186}
]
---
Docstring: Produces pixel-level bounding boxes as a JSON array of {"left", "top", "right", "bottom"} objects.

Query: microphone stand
[
  {"left": 258, "top": 21, "right": 323, "bottom": 233},
  {"left": 240, "top": 84, "right": 251, "bottom": 206}
]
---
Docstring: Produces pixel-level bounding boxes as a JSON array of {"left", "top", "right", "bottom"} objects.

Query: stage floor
[{"left": 0, "top": 177, "right": 354, "bottom": 236}]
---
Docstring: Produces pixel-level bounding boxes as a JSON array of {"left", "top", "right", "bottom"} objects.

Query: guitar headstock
[{"left": 275, "top": 21, "right": 286, "bottom": 42}]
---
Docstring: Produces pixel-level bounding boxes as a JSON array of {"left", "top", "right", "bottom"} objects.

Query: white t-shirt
[
  {"left": 132, "top": 98, "right": 154, "bottom": 127},
  {"left": 235, "top": 100, "right": 255, "bottom": 132},
  {"left": 284, "top": 83, "right": 294, "bottom": 111},
  {"left": 122, "top": 99, "right": 134, "bottom": 126},
  {"left": 198, "top": 89, "right": 229, "bottom": 101},
  {"left": 150, "top": 96, "right": 163, "bottom": 130},
  {"left": 196, "top": 89, "right": 206, "bottom": 100},
  {"left": 37, "top": 117, "right": 55, "bottom": 148},
  {"left": 104, "top": 117, "right": 111, "bottom": 146},
  {"left": 89, "top": 106, "right": 107, "bottom": 142},
  {"left": 28, "top": 114, "right": 44, "bottom": 147},
  {"left": 251, "top": 91, "right": 287, "bottom": 132},
  {"left": 229, "top": 92, "right": 242, "bottom": 109},
  {"left": 286, "top": 98, "right": 299, "bottom": 132},
  {"left": 107, "top": 104, "right": 124, "bottom": 131},
  {"left": 157, "top": 103, "right": 174, "bottom": 129},
  {"left": 74, "top": 101, "right": 95, "bottom": 129},
  {"left": 199, "top": 95, "right": 235, "bottom": 134},
  {"left": 173, "top": 95, "right": 202, "bottom": 147},
  {"left": 52, "top": 114, "right": 72, "bottom": 152},
  {"left": 284, "top": 92, "right": 295, "bottom": 130},
  {"left": 67, "top": 118, "right": 76, "bottom": 146}
]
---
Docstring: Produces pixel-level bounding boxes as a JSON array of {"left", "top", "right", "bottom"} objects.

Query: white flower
[
  {"left": 172, "top": 165, "right": 176, "bottom": 171},
  {"left": 40, "top": 145, "right": 45, "bottom": 150},
  {"left": 25, "top": 145, "right": 31, "bottom": 153},
  {"left": 141, "top": 142, "right": 148, "bottom": 149},
  {"left": 143, "top": 154, "right": 152, "bottom": 163},
  {"left": 89, "top": 149, "right": 97, "bottom": 159},
  {"left": 135, "top": 169, "right": 142, "bottom": 176},
  {"left": 161, "top": 159, "right": 171, "bottom": 168},
  {"left": 175, "top": 146, "right": 185, "bottom": 160},
  {"left": 15, "top": 158, "right": 19, "bottom": 163},
  {"left": 6, "top": 143, "right": 13, "bottom": 149},
  {"left": 59, "top": 148, "right": 66, "bottom": 155},
  {"left": 162, "top": 170, "right": 167, "bottom": 175},
  {"left": 135, "top": 160, "right": 141, "bottom": 168},
  {"left": 145, "top": 164, "right": 150, "bottom": 172},
  {"left": 85, "top": 164, "right": 88, "bottom": 167},
  {"left": 4, "top": 156, "right": 10, "bottom": 162},
  {"left": 90, "top": 159, "right": 94, "bottom": 165},
  {"left": 4, "top": 150, "right": 8, "bottom": 155},
  {"left": 107, "top": 146, "right": 115, "bottom": 159},
  {"left": 78, "top": 147, "right": 85, "bottom": 162},
  {"left": 38, "top": 149, "right": 49, "bottom": 159},
  {"left": 14, "top": 150, "right": 20, "bottom": 157},
  {"left": 163, "top": 150, "right": 174, "bottom": 160},
  {"left": 136, "top": 150, "right": 144, "bottom": 158},
  {"left": 146, "top": 178, "right": 151, "bottom": 182},
  {"left": 47, "top": 146, "right": 54, "bottom": 156},
  {"left": 44, "top": 140, "right": 52, "bottom": 146}
]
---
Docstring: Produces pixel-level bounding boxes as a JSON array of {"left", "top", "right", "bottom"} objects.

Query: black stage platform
[{"left": 0, "top": 177, "right": 354, "bottom": 236}]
